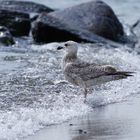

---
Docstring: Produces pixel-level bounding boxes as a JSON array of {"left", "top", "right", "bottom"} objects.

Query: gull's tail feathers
[{"left": 107, "top": 71, "right": 134, "bottom": 80}]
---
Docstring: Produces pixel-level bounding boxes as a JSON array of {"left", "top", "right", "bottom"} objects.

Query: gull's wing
[
  {"left": 72, "top": 59, "right": 97, "bottom": 68},
  {"left": 64, "top": 61, "right": 117, "bottom": 81},
  {"left": 64, "top": 60, "right": 133, "bottom": 87}
]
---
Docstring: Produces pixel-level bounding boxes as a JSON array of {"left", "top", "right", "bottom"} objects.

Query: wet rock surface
[
  {"left": 0, "top": 9, "right": 31, "bottom": 37},
  {"left": 0, "top": 0, "right": 54, "bottom": 14},
  {"left": 32, "top": 0, "right": 124, "bottom": 43},
  {"left": 0, "top": 26, "right": 15, "bottom": 46},
  {"left": 32, "top": 13, "right": 104, "bottom": 43}
]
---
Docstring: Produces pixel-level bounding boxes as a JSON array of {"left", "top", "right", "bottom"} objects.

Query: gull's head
[{"left": 57, "top": 41, "right": 78, "bottom": 55}]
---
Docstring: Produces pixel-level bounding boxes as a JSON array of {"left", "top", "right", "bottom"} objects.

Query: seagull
[{"left": 57, "top": 41, "right": 133, "bottom": 100}]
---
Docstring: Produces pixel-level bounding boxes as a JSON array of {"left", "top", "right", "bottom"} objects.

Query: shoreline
[{"left": 24, "top": 95, "right": 140, "bottom": 140}]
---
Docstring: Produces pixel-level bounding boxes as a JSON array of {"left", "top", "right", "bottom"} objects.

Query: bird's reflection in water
[{"left": 71, "top": 105, "right": 132, "bottom": 140}]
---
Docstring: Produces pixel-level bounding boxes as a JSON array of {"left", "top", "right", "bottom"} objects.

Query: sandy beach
[{"left": 24, "top": 94, "right": 140, "bottom": 140}]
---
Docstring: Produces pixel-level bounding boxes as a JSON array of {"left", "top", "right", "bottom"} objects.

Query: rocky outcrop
[
  {"left": 32, "top": 13, "right": 104, "bottom": 43},
  {"left": 0, "top": 0, "right": 54, "bottom": 14},
  {"left": 32, "top": 0, "right": 124, "bottom": 43},
  {"left": 0, "top": 9, "right": 31, "bottom": 37},
  {"left": 0, "top": 1, "right": 54, "bottom": 37},
  {"left": 0, "top": 26, "right": 15, "bottom": 46}
]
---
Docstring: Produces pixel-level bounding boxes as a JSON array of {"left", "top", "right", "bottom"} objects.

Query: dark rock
[
  {"left": 32, "top": 0, "right": 124, "bottom": 43},
  {"left": 50, "top": 0, "right": 124, "bottom": 41},
  {"left": 0, "top": 26, "right": 15, "bottom": 46},
  {"left": 78, "top": 129, "right": 83, "bottom": 134},
  {"left": 0, "top": 9, "right": 31, "bottom": 37},
  {"left": 32, "top": 13, "right": 95, "bottom": 43},
  {"left": 0, "top": 0, "right": 54, "bottom": 14},
  {"left": 69, "top": 123, "right": 73, "bottom": 126},
  {"left": 32, "top": 13, "right": 110, "bottom": 44},
  {"left": 30, "top": 15, "right": 39, "bottom": 22}
]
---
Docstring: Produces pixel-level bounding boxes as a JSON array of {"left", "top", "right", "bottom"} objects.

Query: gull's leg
[
  {"left": 84, "top": 88, "right": 88, "bottom": 99},
  {"left": 83, "top": 88, "right": 88, "bottom": 103},
  {"left": 81, "top": 81, "right": 87, "bottom": 102}
]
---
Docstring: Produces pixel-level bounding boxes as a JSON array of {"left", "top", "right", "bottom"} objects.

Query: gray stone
[
  {"left": 0, "top": 0, "right": 54, "bottom": 14},
  {"left": 32, "top": 0, "right": 124, "bottom": 43},
  {"left": 0, "top": 26, "right": 15, "bottom": 46},
  {"left": 32, "top": 13, "right": 103, "bottom": 43},
  {"left": 0, "top": 9, "right": 31, "bottom": 37}
]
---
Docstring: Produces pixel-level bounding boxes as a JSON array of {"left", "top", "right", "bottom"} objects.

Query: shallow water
[
  {"left": 24, "top": 95, "right": 140, "bottom": 140},
  {"left": 0, "top": 0, "right": 140, "bottom": 140}
]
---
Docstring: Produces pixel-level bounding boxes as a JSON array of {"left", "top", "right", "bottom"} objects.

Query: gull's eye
[{"left": 65, "top": 43, "right": 69, "bottom": 47}]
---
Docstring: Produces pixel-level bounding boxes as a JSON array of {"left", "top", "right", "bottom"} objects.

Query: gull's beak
[{"left": 57, "top": 46, "right": 64, "bottom": 50}]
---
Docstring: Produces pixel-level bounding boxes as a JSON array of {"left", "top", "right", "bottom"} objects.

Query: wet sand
[{"left": 24, "top": 95, "right": 140, "bottom": 140}]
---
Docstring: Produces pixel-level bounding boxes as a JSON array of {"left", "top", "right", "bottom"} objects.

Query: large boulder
[
  {"left": 0, "top": 0, "right": 54, "bottom": 14},
  {"left": 0, "top": 26, "right": 15, "bottom": 46},
  {"left": 32, "top": 0, "right": 124, "bottom": 43},
  {"left": 32, "top": 13, "right": 106, "bottom": 43},
  {"left": 0, "top": 9, "right": 31, "bottom": 37}
]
